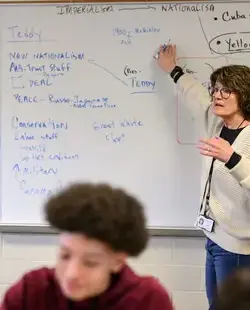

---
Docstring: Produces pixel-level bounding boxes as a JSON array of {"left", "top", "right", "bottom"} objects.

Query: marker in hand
[{"left": 154, "top": 39, "right": 171, "bottom": 60}]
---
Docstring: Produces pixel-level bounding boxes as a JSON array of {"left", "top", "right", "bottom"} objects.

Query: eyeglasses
[{"left": 208, "top": 86, "right": 233, "bottom": 100}]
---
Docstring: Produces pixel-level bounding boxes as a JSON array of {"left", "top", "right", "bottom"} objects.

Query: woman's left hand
[{"left": 197, "top": 137, "right": 234, "bottom": 163}]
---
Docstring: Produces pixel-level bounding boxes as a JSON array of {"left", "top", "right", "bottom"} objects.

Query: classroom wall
[{"left": 0, "top": 233, "right": 208, "bottom": 310}]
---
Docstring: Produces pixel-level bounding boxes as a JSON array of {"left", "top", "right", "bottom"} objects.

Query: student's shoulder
[
  {"left": 1, "top": 267, "right": 57, "bottom": 309},
  {"left": 136, "top": 275, "right": 173, "bottom": 309},
  {"left": 15, "top": 266, "right": 55, "bottom": 289},
  {"left": 139, "top": 275, "right": 170, "bottom": 296}
]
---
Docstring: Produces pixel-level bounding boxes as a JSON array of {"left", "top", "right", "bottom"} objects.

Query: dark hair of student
[
  {"left": 214, "top": 268, "right": 250, "bottom": 310},
  {"left": 44, "top": 183, "right": 149, "bottom": 256}
]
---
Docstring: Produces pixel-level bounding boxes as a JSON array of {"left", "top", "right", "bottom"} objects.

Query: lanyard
[
  {"left": 199, "top": 119, "right": 246, "bottom": 215},
  {"left": 199, "top": 158, "right": 215, "bottom": 215}
]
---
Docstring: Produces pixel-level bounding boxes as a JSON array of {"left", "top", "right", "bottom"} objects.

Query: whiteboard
[{"left": 1, "top": 1, "right": 250, "bottom": 229}]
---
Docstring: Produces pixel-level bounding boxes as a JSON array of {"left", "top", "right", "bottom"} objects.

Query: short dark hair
[
  {"left": 214, "top": 268, "right": 250, "bottom": 310},
  {"left": 44, "top": 183, "right": 148, "bottom": 256},
  {"left": 210, "top": 65, "right": 250, "bottom": 120}
]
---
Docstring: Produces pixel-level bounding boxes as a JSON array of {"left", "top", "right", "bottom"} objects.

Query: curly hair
[
  {"left": 214, "top": 268, "right": 250, "bottom": 310},
  {"left": 210, "top": 65, "right": 250, "bottom": 120},
  {"left": 44, "top": 183, "right": 148, "bottom": 256}
]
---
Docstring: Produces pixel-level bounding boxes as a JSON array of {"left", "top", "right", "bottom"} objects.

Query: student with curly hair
[
  {"left": 157, "top": 44, "right": 250, "bottom": 310},
  {"left": 214, "top": 268, "right": 250, "bottom": 310},
  {"left": 1, "top": 183, "right": 173, "bottom": 310}
]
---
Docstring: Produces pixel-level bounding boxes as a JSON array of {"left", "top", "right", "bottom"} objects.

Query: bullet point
[
  {"left": 216, "top": 41, "right": 221, "bottom": 45},
  {"left": 214, "top": 17, "right": 218, "bottom": 20}
]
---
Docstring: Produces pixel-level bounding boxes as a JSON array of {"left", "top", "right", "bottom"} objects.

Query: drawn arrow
[
  {"left": 88, "top": 59, "right": 128, "bottom": 86},
  {"left": 119, "top": 6, "right": 156, "bottom": 11}
]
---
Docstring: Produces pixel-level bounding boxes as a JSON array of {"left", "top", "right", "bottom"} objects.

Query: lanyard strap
[
  {"left": 199, "top": 119, "right": 245, "bottom": 215},
  {"left": 199, "top": 158, "right": 215, "bottom": 215}
]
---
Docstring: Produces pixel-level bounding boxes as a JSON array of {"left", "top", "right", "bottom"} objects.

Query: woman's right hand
[{"left": 157, "top": 44, "right": 177, "bottom": 73}]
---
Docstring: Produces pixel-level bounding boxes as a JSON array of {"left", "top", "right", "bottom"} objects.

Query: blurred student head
[
  {"left": 45, "top": 182, "right": 148, "bottom": 301},
  {"left": 214, "top": 268, "right": 250, "bottom": 310}
]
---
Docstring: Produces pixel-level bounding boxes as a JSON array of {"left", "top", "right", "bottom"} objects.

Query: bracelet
[
  {"left": 173, "top": 70, "right": 184, "bottom": 83},
  {"left": 170, "top": 66, "right": 183, "bottom": 79}
]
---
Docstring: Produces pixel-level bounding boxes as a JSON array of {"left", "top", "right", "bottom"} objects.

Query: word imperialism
[{"left": 56, "top": 4, "right": 114, "bottom": 15}]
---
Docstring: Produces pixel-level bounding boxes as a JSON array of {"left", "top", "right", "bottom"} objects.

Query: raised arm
[{"left": 157, "top": 44, "right": 212, "bottom": 114}]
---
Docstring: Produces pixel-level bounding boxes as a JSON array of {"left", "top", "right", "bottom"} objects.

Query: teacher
[{"left": 157, "top": 44, "right": 250, "bottom": 310}]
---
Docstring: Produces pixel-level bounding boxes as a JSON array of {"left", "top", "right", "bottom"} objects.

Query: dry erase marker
[{"left": 154, "top": 40, "right": 170, "bottom": 60}]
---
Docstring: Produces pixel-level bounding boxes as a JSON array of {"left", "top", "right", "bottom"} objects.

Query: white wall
[{"left": 0, "top": 234, "right": 208, "bottom": 310}]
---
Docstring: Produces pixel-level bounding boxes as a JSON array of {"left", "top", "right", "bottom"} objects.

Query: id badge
[{"left": 195, "top": 214, "right": 214, "bottom": 232}]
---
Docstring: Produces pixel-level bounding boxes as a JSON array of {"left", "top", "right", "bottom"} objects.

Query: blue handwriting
[
  {"left": 10, "top": 63, "right": 44, "bottom": 73},
  {"left": 14, "top": 93, "right": 38, "bottom": 104},
  {"left": 9, "top": 62, "right": 72, "bottom": 73},
  {"left": 120, "top": 118, "right": 143, "bottom": 128},
  {"left": 21, "top": 153, "right": 44, "bottom": 162},
  {"left": 33, "top": 52, "right": 84, "bottom": 61},
  {"left": 93, "top": 120, "right": 115, "bottom": 130},
  {"left": 8, "top": 25, "right": 42, "bottom": 43},
  {"left": 29, "top": 78, "right": 52, "bottom": 87},
  {"left": 93, "top": 117, "right": 143, "bottom": 130},
  {"left": 15, "top": 132, "right": 35, "bottom": 141},
  {"left": 19, "top": 180, "right": 53, "bottom": 196},
  {"left": 14, "top": 132, "right": 58, "bottom": 141},
  {"left": 113, "top": 26, "right": 160, "bottom": 45},
  {"left": 106, "top": 132, "right": 125, "bottom": 144},
  {"left": 48, "top": 153, "right": 79, "bottom": 160},
  {"left": 9, "top": 52, "right": 28, "bottom": 60},
  {"left": 48, "top": 94, "right": 116, "bottom": 108},
  {"left": 11, "top": 76, "right": 53, "bottom": 89},
  {"left": 113, "top": 26, "right": 160, "bottom": 36},
  {"left": 72, "top": 96, "right": 115, "bottom": 109},
  {"left": 12, "top": 116, "right": 68, "bottom": 130},
  {"left": 43, "top": 72, "right": 64, "bottom": 79},
  {"left": 41, "top": 133, "right": 58, "bottom": 140},
  {"left": 130, "top": 77, "right": 156, "bottom": 92},
  {"left": 20, "top": 152, "right": 79, "bottom": 162},
  {"left": 9, "top": 51, "right": 84, "bottom": 61},
  {"left": 13, "top": 163, "right": 58, "bottom": 176},
  {"left": 20, "top": 144, "right": 46, "bottom": 152}
]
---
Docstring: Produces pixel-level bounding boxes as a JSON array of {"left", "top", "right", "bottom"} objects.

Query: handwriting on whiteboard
[
  {"left": 9, "top": 51, "right": 85, "bottom": 90},
  {"left": 8, "top": 25, "right": 42, "bottom": 43},
  {"left": 4, "top": 1, "right": 250, "bottom": 201},
  {"left": 113, "top": 26, "right": 160, "bottom": 45},
  {"left": 209, "top": 32, "right": 250, "bottom": 54},
  {"left": 93, "top": 117, "right": 144, "bottom": 144},
  {"left": 57, "top": 4, "right": 114, "bottom": 15}
]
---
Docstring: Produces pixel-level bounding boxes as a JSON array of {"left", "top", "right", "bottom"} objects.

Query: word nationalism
[
  {"left": 9, "top": 51, "right": 84, "bottom": 61},
  {"left": 162, "top": 3, "right": 214, "bottom": 12}
]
